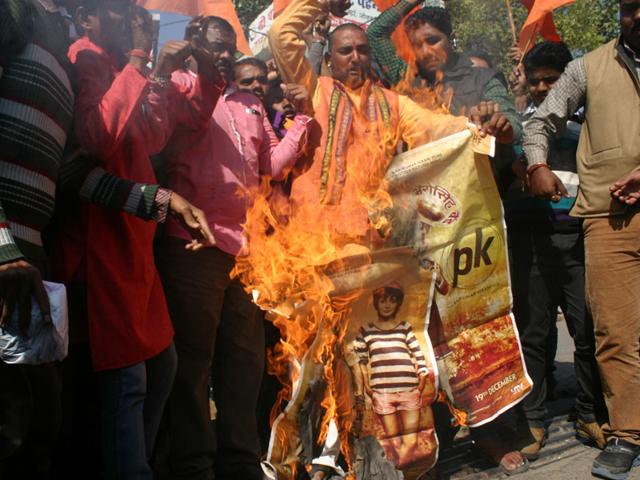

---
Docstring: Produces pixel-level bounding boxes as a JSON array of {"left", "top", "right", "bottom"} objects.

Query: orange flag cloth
[
  {"left": 519, "top": 0, "right": 574, "bottom": 53},
  {"left": 138, "top": 0, "right": 252, "bottom": 55}
]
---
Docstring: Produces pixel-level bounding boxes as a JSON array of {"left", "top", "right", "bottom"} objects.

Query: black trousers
[
  {"left": 156, "top": 238, "right": 265, "bottom": 480},
  {"left": 510, "top": 229, "right": 603, "bottom": 428}
]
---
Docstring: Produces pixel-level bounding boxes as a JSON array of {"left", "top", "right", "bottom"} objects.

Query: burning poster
[{"left": 235, "top": 128, "right": 531, "bottom": 479}]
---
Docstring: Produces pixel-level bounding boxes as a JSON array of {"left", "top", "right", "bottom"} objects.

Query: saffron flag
[
  {"left": 519, "top": 0, "right": 574, "bottom": 52},
  {"left": 138, "top": 0, "right": 252, "bottom": 55}
]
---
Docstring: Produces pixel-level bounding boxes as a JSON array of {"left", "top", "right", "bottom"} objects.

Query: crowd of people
[{"left": 0, "top": 0, "right": 639, "bottom": 479}]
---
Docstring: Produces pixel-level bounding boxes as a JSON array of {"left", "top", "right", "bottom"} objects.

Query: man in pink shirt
[{"left": 156, "top": 16, "right": 311, "bottom": 480}]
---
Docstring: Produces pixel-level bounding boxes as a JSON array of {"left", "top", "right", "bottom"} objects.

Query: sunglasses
[
  {"left": 527, "top": 75, "right": 560, "bottom": 86},
  {"left": 238, "top": 75, "right": 269, "bottom": 86}
]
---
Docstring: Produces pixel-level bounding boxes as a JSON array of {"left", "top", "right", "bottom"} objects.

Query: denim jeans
[{"left": 98, "top": 343, "right": 177, "bottom": 479}]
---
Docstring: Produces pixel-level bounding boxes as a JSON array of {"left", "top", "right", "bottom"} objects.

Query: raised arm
[
  {"left": 168, "top": 33, "right": 226, "bottom": 132},
  {"left": 71, "top": 46, "right": 162, "bottom": 160},
  {"left": 268, "top": 0, "right": 322, "bottom": 94},
  {"left": 367, "top": 0, "right": 415, "bottom": 86},
  {"left": 169, "top": 70, "right": 225, "bottom": 133},
  {"left": 259, "top": 110, "right": 312, "bottom": 181}
]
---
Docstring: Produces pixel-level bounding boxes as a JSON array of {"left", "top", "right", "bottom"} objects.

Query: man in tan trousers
[{"left": 523, "top": 2, "right": 640, "bottom": 478}]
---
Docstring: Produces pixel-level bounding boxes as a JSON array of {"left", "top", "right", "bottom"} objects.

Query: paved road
[{"left": 436, "top": 319, "right": 640, "bottom": 480}]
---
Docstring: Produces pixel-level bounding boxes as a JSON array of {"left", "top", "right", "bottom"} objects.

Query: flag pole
[
  {"left": 517, "top": 30, "right": 536, "bottom": 67},
  {"left": 505, "top": 0, "right": 518, "bottom": 43}
]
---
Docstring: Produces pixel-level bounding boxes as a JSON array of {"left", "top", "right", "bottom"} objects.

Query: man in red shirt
[{"left": 67, "top": 1, "right": 220, "bottom": 478}]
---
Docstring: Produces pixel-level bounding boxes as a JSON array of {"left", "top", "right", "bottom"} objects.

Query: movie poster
[{"left": 244, "top": 129, "right": 532, "bottom": 479}]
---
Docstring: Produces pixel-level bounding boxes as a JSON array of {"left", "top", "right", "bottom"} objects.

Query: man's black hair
[
  {"left": 467, "top": 49, "right": 494, "bottom": 68},
  {"left": 235, "top": 57, "right": 268, "bottom": 73},
  {"left": 327, "top": 23, "right": 365, "bottom": 51},
  {"left": 373, "top": 286, "right": 404, "bottom": 310},
  {"left": 201, "top": 16, "right": 236, "bottom": 37},
  {"left": 75, "top": 0, "right": 100, "bottom": 13},
  {"left": 404, "top": 7, "right": 452, "bottom": 37},
  {"left": 523, "top": 41, "right": 573, "bottom": 77}
]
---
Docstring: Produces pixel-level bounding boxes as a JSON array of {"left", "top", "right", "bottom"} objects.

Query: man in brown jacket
[{"left": 523, "top": 1, "right": 640, "bottom": 478}]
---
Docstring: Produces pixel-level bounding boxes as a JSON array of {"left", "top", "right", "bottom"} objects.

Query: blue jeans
[{"left": 98, "top": 343, "right": 177, "bottom": 479}]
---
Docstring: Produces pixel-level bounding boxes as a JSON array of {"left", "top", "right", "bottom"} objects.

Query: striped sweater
[
  {"left": 0, "top": 0, "right": 168, "bottom": 265},
  {"left": 355, "top": 321, "right": 429, "bottom": 393}
]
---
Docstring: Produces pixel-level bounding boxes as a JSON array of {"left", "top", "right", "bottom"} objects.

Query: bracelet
[
  {"left": 526, "top": 162, "right": 550, "bottom": 175},
  {"left": 149, "top": 73, "right": 171, "bottom": 88},
  {"left": 128, "top": 49, "right": 151, "bottom": 63},
  {"left": 525, "top": 163, "right": 551, "bottom": 187}
]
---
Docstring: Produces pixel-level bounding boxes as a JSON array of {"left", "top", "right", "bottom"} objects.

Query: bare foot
[
  {"left": 500, "top": 450, "right": 528, "bottom": 473},
  {"left": 610, "top": 171, "right": 640, "bottom": 205},
  {"left": 476, "top": 437, "right": 528, "bottom": 475}
]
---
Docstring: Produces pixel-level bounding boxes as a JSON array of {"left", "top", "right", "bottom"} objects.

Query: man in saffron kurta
[{"left": 268, "top": 0, "right": 468, "bottom": 240}]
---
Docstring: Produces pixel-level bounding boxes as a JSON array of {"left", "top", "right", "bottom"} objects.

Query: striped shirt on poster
[{"left": 355, "top": 321, "right": 429, "bottom": 393}]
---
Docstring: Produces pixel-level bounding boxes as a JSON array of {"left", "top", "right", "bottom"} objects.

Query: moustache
[{"left": 216, "top": 59, "right": 233, "bottom": 70}]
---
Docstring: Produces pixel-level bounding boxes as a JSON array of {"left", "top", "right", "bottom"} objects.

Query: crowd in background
[{"left": 1, "top": 0, "right": 639, "bottom": 479}]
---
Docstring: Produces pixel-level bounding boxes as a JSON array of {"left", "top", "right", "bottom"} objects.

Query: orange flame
[
  {"left": 395, "top": 66, "right": 452, "bottom": 114},
  {"left": 232, "top": 76, "right": 453, "bottom": 478}
]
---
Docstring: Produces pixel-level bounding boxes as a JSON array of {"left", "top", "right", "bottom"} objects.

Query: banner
[
  {"left": 381, "top": 129, "right": 532, "bottom": 427},
  {"left": 239, "top": 129, "right": 531, "bottom": 479}
]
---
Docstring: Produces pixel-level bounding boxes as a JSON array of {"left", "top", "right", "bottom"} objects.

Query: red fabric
[
  {"left": 66, "top": 36, "right": 221, "bottom": 371},
  {"left": 372, "top": 0, "right": 418, "bottom": 64},
  {"left": 519, "top": 0, "right": 574, "bottom": 52},
  {"left": 138, "top": 0, "right": 252, "bottom": 55}
]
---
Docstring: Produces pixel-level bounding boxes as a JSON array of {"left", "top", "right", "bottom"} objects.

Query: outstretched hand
[
  {"left": 169, "top": 193, "right": 216, "bottom": 250},
  {"left": 528, "top": 166, "right": 570, "bottom": 202},
  {"left": 610, "top": 171, "right": 640, "bottom": 205},
  {"left": 0, "top": 260, "right": 50, "bottom": 334},
  {"left": 469, "top": 101, "right": 514, "bottom": 144}
]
